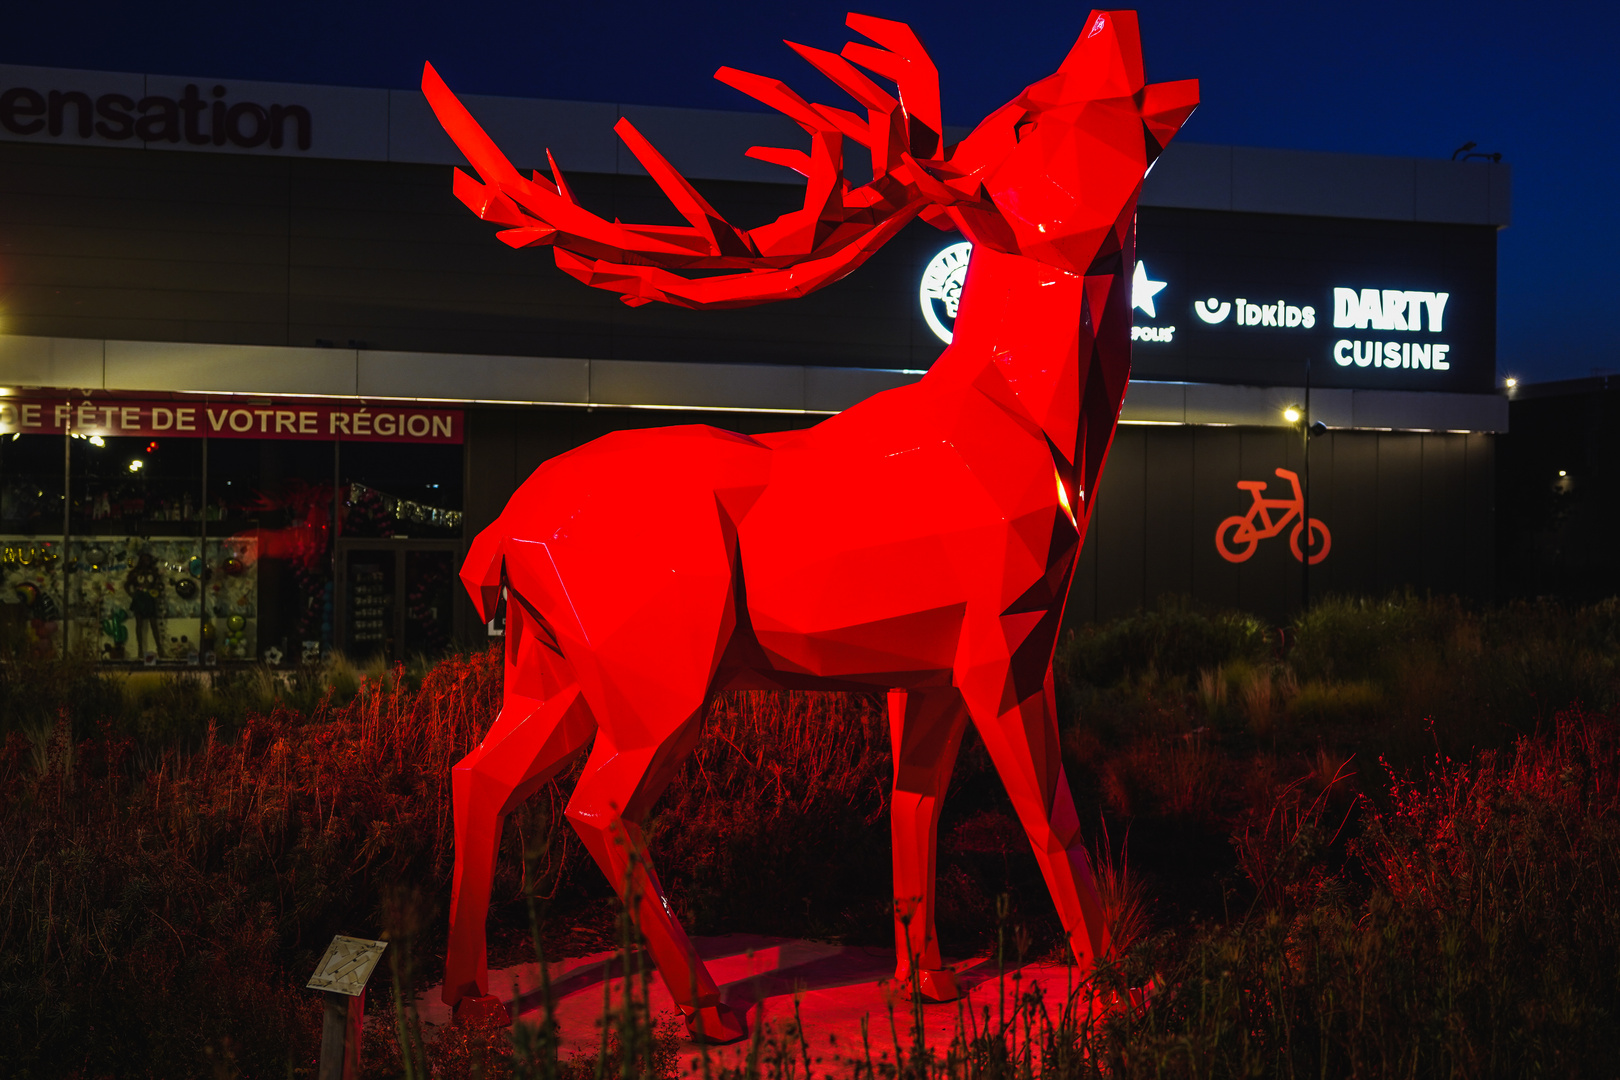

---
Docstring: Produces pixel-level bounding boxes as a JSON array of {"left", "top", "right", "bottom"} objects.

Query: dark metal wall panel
[
  {"left": 1300, "top": 430, "right": 1338, "bottom": 600},
  {"left": 464, "top": 408, "right": 517, "bottom": 544},
  {"left": 0, "top": 140, "right": 959, "bottom": 370},
  {"left": 1067, "top": 509, "right": 1100, "bottom": 629},
  {"left": 1143, "top": 428, "right": 1195, "bottom": 602},
  {"left": 466, "top": 413, "right": 1498, "bottom": 635},
  {"left": 1421, "top": 434, "right": 1468, "bottom": 598},
  {"left": 0, "top": 140, "right": 1502, "bottom": 388},
  {"left": 1091, "top": 428, "right": 1147, "bottom": 621},
  {"left": 1065, "top": 427, "right": 1496, "bottom": 625},
  {"left": 1190, "top": 426, "right": 1244, "bottom": 612},
  {"left": 1235, "top": 428, "right": 1301, "bottom": 617},
  {"left": 1323, "top": 433, "right": 1378, "bottom": 599},
  {"left": 1375, "top": 435, "right": 1424, "bottom": 592},
  {"left": 0, "top": 145, "right": 296, "bottom": 345},
  {"left": 466, "top": 402, "right": 820, "bottom": 533}
]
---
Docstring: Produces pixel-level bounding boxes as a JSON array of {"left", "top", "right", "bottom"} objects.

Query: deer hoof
[
  {"left": 684, "top": 1001, "right": 748, "bottom": 1044},
  {"left": 452, "top": 994, "right": 511, "bottom": 1027},
  {"left": 913, "top": 968, "right": 961, "bottom": 1002}
]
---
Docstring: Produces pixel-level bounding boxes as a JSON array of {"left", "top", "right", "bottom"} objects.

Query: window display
[
  {"left": 0, "top": 538, "right": 65, "bottom": 660},
  {"left": 0, "top": 393, "right": 463, "bottom": 666},
  {"left": 59, "top": 537, "right": 259, "bottom": 662}
]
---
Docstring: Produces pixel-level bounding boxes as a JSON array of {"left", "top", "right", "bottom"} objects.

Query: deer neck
[{"left": 924, "top": 244, "right": 1132, "bottom": 483}]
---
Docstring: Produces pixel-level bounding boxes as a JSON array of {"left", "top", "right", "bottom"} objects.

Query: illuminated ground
[{"left": 418, "top": 935, "right": 1100, "bottom": 1074}]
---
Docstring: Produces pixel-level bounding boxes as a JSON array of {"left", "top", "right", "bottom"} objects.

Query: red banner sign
[{"left": 0, "top": 398, "right": 462, "bottom": 444}]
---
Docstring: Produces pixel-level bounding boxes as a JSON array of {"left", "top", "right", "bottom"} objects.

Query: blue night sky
[{"left": 2, "top": 0, "right": 1613, "bottom": 385}]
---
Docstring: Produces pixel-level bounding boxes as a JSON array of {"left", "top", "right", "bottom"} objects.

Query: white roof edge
[
  {"left": 0, "top": 62, "right": 1508, "bottom": 225},
  {"left": 0, "top": 335, "right": 1508, "bottom": 432}
]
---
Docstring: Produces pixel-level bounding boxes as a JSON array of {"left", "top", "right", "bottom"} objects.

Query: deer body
[{"left": 427, "top": 10, "right": 1195, "bottom": 1039}]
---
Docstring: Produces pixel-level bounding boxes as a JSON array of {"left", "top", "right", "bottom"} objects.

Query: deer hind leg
[
  {"left": 564, "top": 706, "right": 748, "bottom": 1044},
  {"left": 887, "top": 687, "right": 970, "bottom": 1001},
  {"left": 957, "top": 632, "right": 1110, "bottom": 976},
  {"left": 444, "top": 606, "right": 596, "bottom": 1014}
]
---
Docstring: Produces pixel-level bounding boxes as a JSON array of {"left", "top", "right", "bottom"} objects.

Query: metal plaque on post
[
  {"left": 308, "top": 935, "right": 388, "bottom": 996},
  {"left": 309, "top": 936, "right": 388, "bottom": 1080}
]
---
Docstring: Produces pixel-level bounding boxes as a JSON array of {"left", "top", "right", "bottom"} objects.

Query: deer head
[
  {"left": 422, "top": 10, "right": 1196, "bottom": 309},
  {"left": 925, "top": 11, "right": 1197, "bottom": 276}
]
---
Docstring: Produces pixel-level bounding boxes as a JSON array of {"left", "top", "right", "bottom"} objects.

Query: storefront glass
[
  {"left": 210, "top": 438, "right": 336, "bottom": 666},
  {"left": 0, "top": 431, "right": 66, "bottom": 660},
  {"left": 63, "top": 435, "right": 210, "bottom": 660},
  {"left": 340, "top": 442, "right": 464, "bottom": 540},
  {"left": 334, "top": 440, "right": 464, "bottom": 664},
  {"left": 0, "top": 394, "right": 465, "bottom": 667}
]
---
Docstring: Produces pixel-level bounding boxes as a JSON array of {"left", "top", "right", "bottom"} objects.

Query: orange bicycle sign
[{"left": 1215, "top": 468, "right": 1330, "bottom": 564}]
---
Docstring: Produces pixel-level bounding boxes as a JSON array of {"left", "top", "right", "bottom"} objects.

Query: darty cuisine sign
[
  {"left": 0, "top": 83, "right": 310, "bottom": 150},
  {"left": 1149, "top": 276, "right": 1454, "bottom": 371},
  {"left": 0, "top": 400, "right": 462, "bottom": 444}
]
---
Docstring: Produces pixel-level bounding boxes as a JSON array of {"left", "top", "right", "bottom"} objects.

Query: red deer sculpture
[{"left": 424, "top": 10, "right": 1197, "bottom": 1041}]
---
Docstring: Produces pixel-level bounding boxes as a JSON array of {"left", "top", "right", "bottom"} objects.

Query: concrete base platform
[{"left": 419, "top": 935, "right": 1106, "bottom": 1074}]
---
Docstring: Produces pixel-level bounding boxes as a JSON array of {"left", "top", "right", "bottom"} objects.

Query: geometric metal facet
[{"left": 307, "top": 936, "right": 389, "bottom": 997}]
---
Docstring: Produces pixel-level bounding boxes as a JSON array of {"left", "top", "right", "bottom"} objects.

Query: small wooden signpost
[{"left": 308, "top": 935, "right": 388, "bottom": 1080}]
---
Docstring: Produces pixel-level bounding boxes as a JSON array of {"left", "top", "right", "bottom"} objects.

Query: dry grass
[{"left": 3, "top": 593, "right": 1620, "bottom": 1077}]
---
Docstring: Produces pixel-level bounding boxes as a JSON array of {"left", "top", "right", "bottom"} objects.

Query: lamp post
[
  {"left": 1288, "top": 359, "right": 1327, "bottom": 616},
  {"left": 1303, "top": 356, "right": 1311, "bottom": 613}
]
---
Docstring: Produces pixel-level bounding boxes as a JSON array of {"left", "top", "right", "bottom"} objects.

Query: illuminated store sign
[
  {"left": 1194, "top": 298, "right": 1316, "bottom": 328},
  {"left": 919, "top": 237, "right": 1478, "bottom": 390},
  {"left": 919, "top": 242, "right": 971, "bottom": 345},
  {"left": 0, "top": 397, "right": 462, "bottom": 443},
  {"left": 1134, "top": 273, "right": 1460, "bottom": 381},
  {"left": 1328, "top": 286, "right": 1451, "bottom": 370},
  {"left": 1044, "top": 207, "right": 1492, "bottom": 392}
]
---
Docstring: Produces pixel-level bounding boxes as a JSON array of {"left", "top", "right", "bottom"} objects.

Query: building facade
[
  {"left": 0, "top": 64, "right": 1510, "bottom": 664},
  {"left": 1496, "top": 378, "right": 1620, "bottom": 605}
]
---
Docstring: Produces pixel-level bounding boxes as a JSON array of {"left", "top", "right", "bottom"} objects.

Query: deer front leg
[
  {"left": 887, "top": 687, "right": 969, "bottom": 1001},
  {"left": 958, "top": 645, "right": 1110, "bottom": 974},
  {"left": 565, "top": 714, "right": 748, "bottom": 1044}
]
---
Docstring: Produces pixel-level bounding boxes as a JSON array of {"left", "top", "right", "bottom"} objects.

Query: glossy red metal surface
[{"left": 426, "top": 10, "right": 1196, "bottom": 1039}]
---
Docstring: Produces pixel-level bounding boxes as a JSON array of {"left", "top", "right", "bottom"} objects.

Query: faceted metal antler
[{"left": 421, "top": 13, "right": 954, "bottom": 309}]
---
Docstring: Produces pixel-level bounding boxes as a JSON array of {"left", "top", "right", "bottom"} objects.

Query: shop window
[
  {"left": 335, "top": 542, "right": 459, "bottom": 665},
  {"left": 59, "top": 436, "right": 205, "bottom": 661},
  {"left": 210, "top": 439, "right": 337, "bottom": 666},
  {"left": 340, "top": 442, "right": 463, "bottom": 540},
  {"left": 343, "top": 549, "right": 395, "bottom": 661},
  {"left": 0, "top": 431, "right": 66, "bottom": 534},
  {"left": 403, "top": 549, "right": 455, "bottom": 656},
  {"left": 0, "top": 433, "right": 66, "bottom": 660},
  {"left": 3, "top": 396, "right": 465, "bottom": 667},
  {"left": 70, "top": 435, "right": 202, "bottom": 537}
]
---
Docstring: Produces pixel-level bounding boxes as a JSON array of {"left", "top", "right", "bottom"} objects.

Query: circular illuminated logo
[{"left": 919, "top": 241, "right": 972, "bottom": 344}]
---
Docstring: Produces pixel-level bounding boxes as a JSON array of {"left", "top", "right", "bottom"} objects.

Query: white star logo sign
[{"left": 1132, "top": 261, "right": 1167, "bottom": 318}]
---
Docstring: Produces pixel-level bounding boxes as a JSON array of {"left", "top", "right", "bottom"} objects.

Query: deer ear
[
  {"left": 1140, "top": 78, "right": 1200, "bottom": 151},
  {"left": 1057, "top": 10, "right": 1144, "bottom": 96}
]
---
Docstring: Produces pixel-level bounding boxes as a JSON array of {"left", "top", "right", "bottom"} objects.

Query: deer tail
[{"left": 460, "top": 523, "right": 505, "bottom": 623}]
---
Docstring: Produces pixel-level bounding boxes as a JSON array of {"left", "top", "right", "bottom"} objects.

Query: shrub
[
  {"left": 5, "top": 594, "right": 1620, "bottom": 1078},
  {"left": 1107, "top": 709, "right": 1620, "bottom": 1080},
  {"left": 1287, "top": 678, "right": 1384, "bottom": 726},
  {"left": 1058, "top": 603, "right": 1269, "bottom": 690},
  {"left": 649, "top": 691, "right": 892, "bottom": 940},
  {"left": 0, "top": 648, "right": 502, "bottom": 1078}
]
